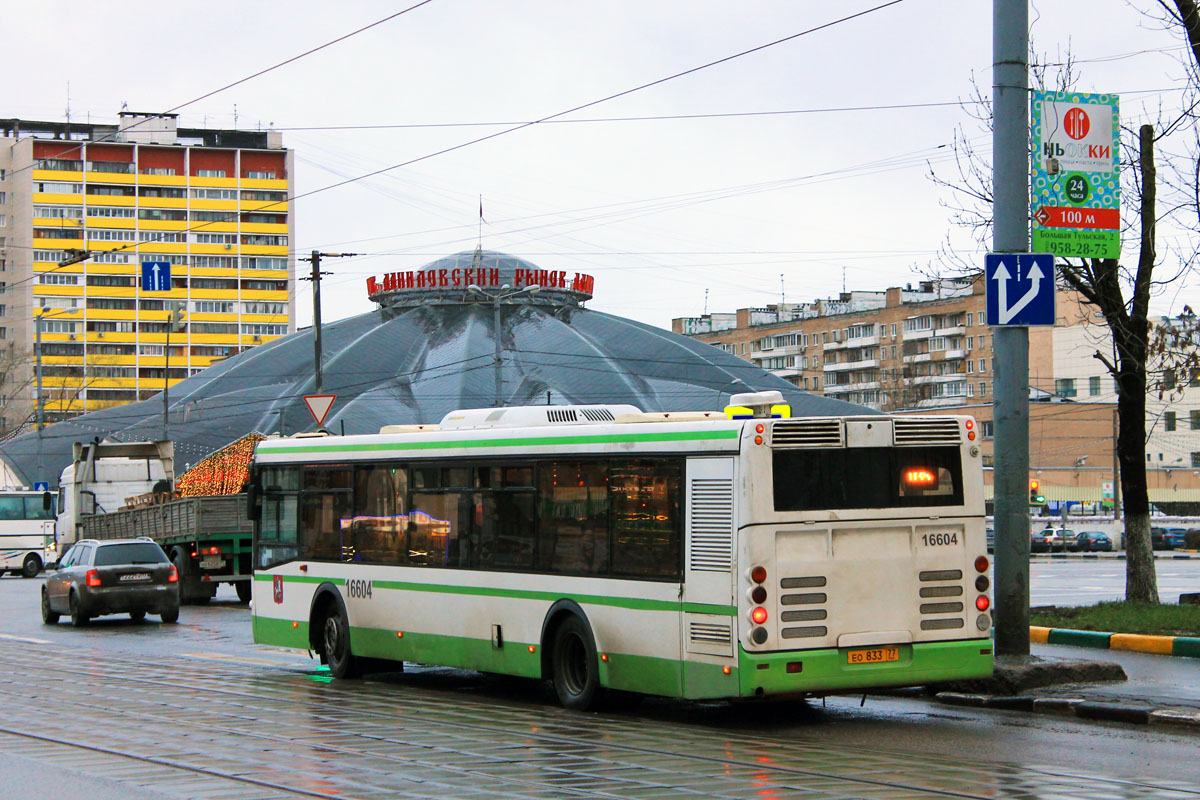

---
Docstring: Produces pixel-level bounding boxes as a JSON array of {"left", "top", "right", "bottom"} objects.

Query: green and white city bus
[{"left": 249, "top": 391, "right": 993, "bottom": 708}]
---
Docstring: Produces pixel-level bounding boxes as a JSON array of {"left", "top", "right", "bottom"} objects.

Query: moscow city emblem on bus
[{"left": 273, "top": 574, "right": 284, "bottom": 604}]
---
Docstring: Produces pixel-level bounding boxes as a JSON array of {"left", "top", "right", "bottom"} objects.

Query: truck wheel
[
  {"left": 22, "top": 554, "right": 42, "bottom": 578},
  {"left": 551, "top": 615, "right": 603, "bottom": 710},
  {"left": 41, "top": 588, "right": 60, "bottom": 624},
  {"left": 321, "top": 605, "right": 360, "bottom": 679},
  {"left": 129, "top": 610, "right": 146, "bottom": 622},
  {"left": 235, "top": 581, "right": 252, "bottom": 604},
  {"left": 69, "top": 591, "right": 89, "bottom": 628}
]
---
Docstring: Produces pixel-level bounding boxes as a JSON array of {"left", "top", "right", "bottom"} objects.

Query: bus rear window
[{"left": 773, "top": 446, "right": 963, "bottom": 511}]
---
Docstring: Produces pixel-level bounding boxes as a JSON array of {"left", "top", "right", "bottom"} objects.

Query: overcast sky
[{"left": 7, "top": 1, "right": 1197, "bottom": 330}]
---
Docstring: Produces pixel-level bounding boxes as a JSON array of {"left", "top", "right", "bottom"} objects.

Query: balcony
[
  {"left": 823, "top": 358, "right": 879, "bottom": 373},
  {"left": 825, "top": 335, "right": 879, "bottom": 351},
  {"left": 824, "top": 380, "right": 881, "bottom": 394}
]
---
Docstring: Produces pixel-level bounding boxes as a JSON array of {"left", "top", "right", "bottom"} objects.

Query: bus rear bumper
[{"left": 737, "top": 638, "right": 994, "bottom": 698}]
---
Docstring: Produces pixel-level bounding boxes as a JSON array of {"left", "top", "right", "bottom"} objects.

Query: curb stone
[
  {"left": 934, "top": 692, "right": 1200, "bottom": 729},
  {"left": 1030, "top": 626, "right": 1200, "bottom": 658}
]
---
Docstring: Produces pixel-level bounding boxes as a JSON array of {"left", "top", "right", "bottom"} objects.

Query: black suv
[{"left": 42, "top": 538, "right": 180, "bottom": 626}]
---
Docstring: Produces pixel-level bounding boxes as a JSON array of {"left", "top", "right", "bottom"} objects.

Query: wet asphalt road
[{"left": 1, "top": 571, "right": 1197, "bottom": 799}]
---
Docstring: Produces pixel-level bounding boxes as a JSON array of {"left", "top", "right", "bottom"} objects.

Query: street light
[{"left": 467, "top": 283, "right": 540, "bottom": 407}]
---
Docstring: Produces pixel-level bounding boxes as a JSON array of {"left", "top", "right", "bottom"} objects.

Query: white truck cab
[{"left": 55, "top": 441, "right": 174, "bottom": 551}]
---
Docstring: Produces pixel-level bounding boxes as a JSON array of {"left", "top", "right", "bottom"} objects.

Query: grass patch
[{"left": 1031, "top": 601, "right": 1200, "bottom": 637}]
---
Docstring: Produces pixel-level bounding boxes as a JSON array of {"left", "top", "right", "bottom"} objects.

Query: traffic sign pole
[{"left": 992, "top": 0, "right": 1031, "bottom": 657}]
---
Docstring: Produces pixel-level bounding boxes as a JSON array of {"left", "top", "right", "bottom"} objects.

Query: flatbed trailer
[{"left": 81, "top": 494, "right": 253, "bottom": 603}]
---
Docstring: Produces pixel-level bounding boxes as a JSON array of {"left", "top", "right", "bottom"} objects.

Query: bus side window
[
  {"left": 610, "top": 459, "right": 682, "bottom": 581},
  {"left": 538, "top": 461, "right": 609, "bottom": 576},
  {"left": 0, "top": 497, "right": 23, "bottom": 520}
]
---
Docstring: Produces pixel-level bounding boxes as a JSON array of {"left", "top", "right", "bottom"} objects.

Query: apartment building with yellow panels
[{"left": 0, "top": 112, "right": 294, "bottom": 428}]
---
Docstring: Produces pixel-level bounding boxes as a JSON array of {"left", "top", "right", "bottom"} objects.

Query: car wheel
[
  {"left": 160, "top": 606, "right": 179, "bottom": 624},
  {"left": 551, "top": 615, "right": 603, "bottom": 710},
  {"left": 129, "top": 610, "right": 146, "bottom": 622},
  {"left": 41, "top": 588, "right": 60, "bottom": 625},
  {"left": 21, "top": 554, "right": 42, "bottom": 578},
  {"left": 68, "top": 591, "right": 88, "bottom": 628},
  {"left": 321, "top": 604, "right": 360, "bottom": 679}
]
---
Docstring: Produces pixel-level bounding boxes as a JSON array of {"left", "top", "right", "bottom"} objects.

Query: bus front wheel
[
  {"left": 321, "top": 605, "right": 360, "bottom": 679},
  {"left": 551, "top": 616, "right": 602, "bottom": 710}
]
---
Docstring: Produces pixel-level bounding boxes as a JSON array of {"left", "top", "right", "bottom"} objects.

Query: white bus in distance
[
  {"left": 0, "top": 490, "right": 56, "bottom": 578},
  {"left": 249, "top": 391, "right": 993, "bottom": 708}
]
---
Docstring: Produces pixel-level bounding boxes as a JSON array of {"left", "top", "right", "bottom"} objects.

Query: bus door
[{"left": 681, "top": 457, "right": 737, "bottom": 694}]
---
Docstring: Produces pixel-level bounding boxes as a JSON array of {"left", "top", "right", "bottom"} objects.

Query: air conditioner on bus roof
[{"left": 439, "top": 404, "right": 642, "bottom": 430}]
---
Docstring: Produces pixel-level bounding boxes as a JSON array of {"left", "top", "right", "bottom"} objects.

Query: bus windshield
[{"left": 773, "top": 446, "right": 963, "bottom": 511}]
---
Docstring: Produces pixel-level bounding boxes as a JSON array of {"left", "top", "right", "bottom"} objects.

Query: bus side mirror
[
  {"left": 246, "top": 483, "right": 261, "bottom": 521},
  {"left": 43, "top": 491, "right": 52, "bottom": 512}
]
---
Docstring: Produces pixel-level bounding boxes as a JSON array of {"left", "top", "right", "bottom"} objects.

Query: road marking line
[
  {"left": 0, "top": 634, "right": 51, "bottom": 645},
  {"left": 180, "top": 651, "right": 308, "bottom": 667}
]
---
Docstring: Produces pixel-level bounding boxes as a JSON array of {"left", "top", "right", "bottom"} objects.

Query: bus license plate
[
  {"left": 847, "top": 646, "right": 899, "bottom": 664},
  {"left": 199, "top": 558, "right": 226, "bottom": 570}
]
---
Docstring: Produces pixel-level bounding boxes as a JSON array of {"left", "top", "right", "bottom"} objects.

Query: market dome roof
[{"left": 0, "top": 251, "right": 870, "bottom": 483}]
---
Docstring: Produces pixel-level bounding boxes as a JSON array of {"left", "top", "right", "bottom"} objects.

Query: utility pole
[
  {"left": 992, "top": 0, "right": 1031, "bottom": 656},
  {"left": 467, "top": 283, "right": 540, "bottom": 407},
  {"left": 299, "top": 251, "right": 358, "bottom": 393},
  {"left": 163, "top": 301, "right": 186, "bottom": 441}
]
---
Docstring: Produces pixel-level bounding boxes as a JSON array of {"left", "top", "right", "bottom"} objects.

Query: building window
[
  {"left": 979, "top": 381, "right": 987, "bottom": 396},
  {"left": 1165, "top": 411, "right": 1176, "bottom": 432},
  {"left": 966, "top": 312, "right": 974, "bottom": 326},
  {"left": 195, "top": 169, "right": 227, "bottom": 178},
  {"left": 1192, "top": 410, "right": 1200, "bottom": 430},
  {"left": 1055, "top": 378, "right": 1077, "bottom": 398},
  {"left": 1089, "top": 375, "right": 1101, "bottom": 396},
  {"left": 967, "top": 360, "right": 974, "bottom": 374},
  {"left": 978, "top": 358, "right": 985, "bottom": 373},
  {"left": 1192, "top": 452, "right": 1200, "bottom": 468},
  {"left": 142, "top": 167, "right": 176, "bottom": 176},
  {"left": 245, "top": 170, "right": 277, "bottom": 179}
]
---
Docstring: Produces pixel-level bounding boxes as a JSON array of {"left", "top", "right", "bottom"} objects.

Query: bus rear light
[
  {"left": 751, "top": 626, "right": 768, "bottom": 644},
  {"left": 85, "top": 569, "right": 101, "bottom": 587},
  {"left": 750, "top": 585, "right": 767, "bottom": 604},
  {"left": 754, "top": 435, "right": 763, "bottom": 445},
  {"left": 967, "top": 431, "right": 976, "bottom": 441},
  {"left": 168, "top": 565, "right": 178, "bottom": 583},
  {"left": 975, "top": 575, "right": 989, "bottom": 592},
  {"left": 750, "top": 566, "right": 767, "bottom": 584},
  {"left": 751, "top": 606, "right": 768, "bottom": 624},
  {"left": 786, "top": 661, "right": 803, "bottom": 674},
  {"left": 601, "top": 653, "right": 608, "bottom": 662},
  {"left": 976, "top": 615, "right": 991, "bottom": 631},
  {"left": 974, "top": 556, "right": 989, "bottom": 573},
  {"left": 722, "top": 665, "right": 732, "bottom": 675},
  {"left": 975, "top": 595, "right": 990, "bottom": 611},
  {"left": 965, "top": 420, "right": 975, "bottom": 430},
  {"left": 755, "top": 423, "right": 765, "bottom": 434}
]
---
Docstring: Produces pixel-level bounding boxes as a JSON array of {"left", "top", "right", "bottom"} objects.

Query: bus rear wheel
[
  {"left": 551, "top": 616, "right": 602, "bottom": 710},
  {"left": 321, "top": 606, "right": 360, "bottom": 679},
  {"left": 21, "top": 554, "right": 42, "bottom": 578}
]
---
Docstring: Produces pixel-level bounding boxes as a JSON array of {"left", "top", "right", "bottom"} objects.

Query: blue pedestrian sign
[
  {"left": 985, "top": 253, "right": 1056, "bottom": 326},
  {"left": 34, "top": 481, "right": 49, "bottom": 492},
  {"left": 141, "top": 260, "right": 172, "bottom": 292}
]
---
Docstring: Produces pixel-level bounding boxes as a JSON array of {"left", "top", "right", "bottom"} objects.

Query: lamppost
[{"left": 467, "top": 283, "right": 540, "bottom": 407}]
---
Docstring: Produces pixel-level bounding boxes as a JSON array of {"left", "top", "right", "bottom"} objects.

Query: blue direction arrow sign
[
  {"left": 141, "top": 260, "right": 172, "bottom": 292},
  {"left": 34, "top": 481, "right": 49, "bottom": 492},
  {"left": 985, "top": 253, "right": 1056, "bottom": 326}
]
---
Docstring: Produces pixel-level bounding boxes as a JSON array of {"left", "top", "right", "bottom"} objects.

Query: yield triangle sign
[{"left": 303, "top": 394, "right": 336, "bottom": 426}]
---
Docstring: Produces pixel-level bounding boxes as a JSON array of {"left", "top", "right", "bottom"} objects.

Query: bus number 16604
[
  {"left": 347, "top": 579, "right": 373, "bottom": 599},
  {"left": 921, "top": 532, "right": 958, "bottom": 547}
]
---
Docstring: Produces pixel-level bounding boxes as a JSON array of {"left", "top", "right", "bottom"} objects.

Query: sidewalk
[{"left": 934, "top": 640, "right": 1200, "bottom": 730}]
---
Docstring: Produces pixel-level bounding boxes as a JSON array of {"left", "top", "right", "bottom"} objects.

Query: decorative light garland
[{"left": 176, "top": 432, "right": 266, "bottom": 497}]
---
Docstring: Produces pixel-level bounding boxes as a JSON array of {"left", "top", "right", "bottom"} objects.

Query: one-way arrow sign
[{"left": 985, "top": 253, "right": 1056, "bottom": 326}]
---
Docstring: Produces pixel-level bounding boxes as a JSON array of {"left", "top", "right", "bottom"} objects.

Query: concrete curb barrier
[
  {"left": 1030, "top": 626, "right": 1200, "bottom": 658},
  {"left": 935, "top": 692, "right": 1200, "bottom": 729}
]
